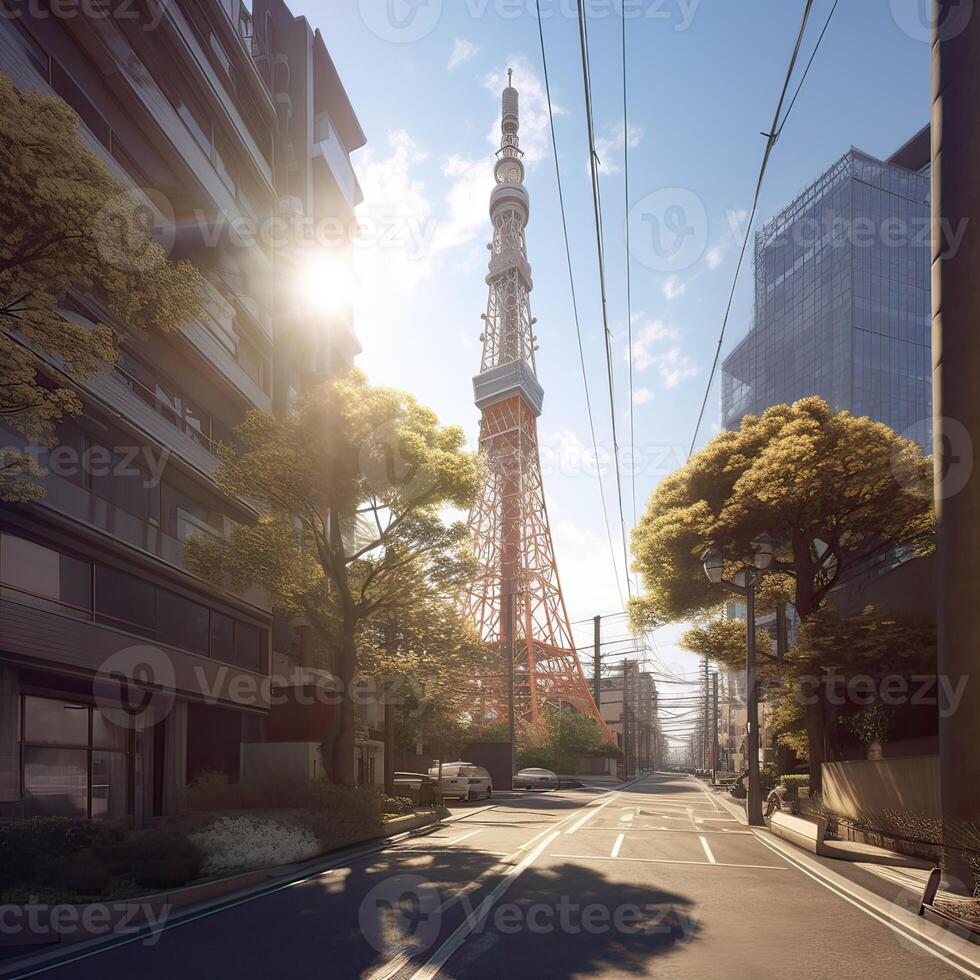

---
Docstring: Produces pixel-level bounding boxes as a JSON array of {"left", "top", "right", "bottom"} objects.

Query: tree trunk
[
  {"left": 328, "top": 620, "right": 357, "bottom": 786},
  {"left": 805, "top": 697, "right": 828, "bottom": 797}
]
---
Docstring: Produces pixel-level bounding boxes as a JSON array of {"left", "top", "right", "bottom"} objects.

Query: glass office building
[{"left": 721, "top": 131, "right": 931, "bottom": 450}]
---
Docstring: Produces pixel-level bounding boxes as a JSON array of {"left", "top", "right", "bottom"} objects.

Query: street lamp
[{"left": 701, "top": 533, "right": 775, "bottom": 827}]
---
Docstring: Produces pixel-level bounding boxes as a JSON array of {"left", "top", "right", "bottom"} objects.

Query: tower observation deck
[{"left": 465, "top": 72, "right": 611, "bottom": 737}]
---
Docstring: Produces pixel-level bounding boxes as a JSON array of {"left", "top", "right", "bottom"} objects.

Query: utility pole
[
  {"left": 932, "top": 0, "right": 980, "bottom": 895},
  {"left": 701, "top": 658, "right": 710, "bottom": 770},
  {"left": 505, "top": 593, "right": 516, "bottom": 781},
  {"left": 623, "top": 661, "right": 631, "bottom": 779},
  {"left": 711, "top": 672, "right": 720, "bottom": 785},
  {"left": 593, "top": 615, "right": 601, "bottom": 709}
]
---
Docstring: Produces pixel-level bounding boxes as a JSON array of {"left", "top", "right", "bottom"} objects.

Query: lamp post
[{"left": 701, "top": 533, "right": 774, "bottom": 827}]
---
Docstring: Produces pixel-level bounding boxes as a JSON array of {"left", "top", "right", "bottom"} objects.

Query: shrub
[
  {"left": 110, "top": 830, "right": 204, "bottom": 889},
  {"left": 181, "top": 775, "right": 386, "bottom": 847},
  {"left": 0, "top": 818, "right": 124, "bottom": 890},
  {"left": 192, "top": 816, "right": 321, "bottom": 874},
  {"left": 380, "top": 794, "right": 414, "bottom": 817},
  {"left": 780, "top": 774, "right": 810, "bottom": 792},
  {"left": 41, "top": 851, "right": 111, "bottom": 897}
]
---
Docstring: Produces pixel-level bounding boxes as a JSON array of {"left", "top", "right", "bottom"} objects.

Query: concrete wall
[
  {"left": 821, "top": 755, "right": 941, "bottom": 821},
  {"left": 241, "top": 741, "right": 322, "bottom": 783}
]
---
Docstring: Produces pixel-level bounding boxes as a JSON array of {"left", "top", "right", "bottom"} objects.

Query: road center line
[
  {"left": 408, "top": 831, "right": 561, "bottom": 980},
  {"left": 611, "top": 833, "right": 625, "bottom": 858},
  {"left": 566, "top": 794, "right": 618, "bottom": 834},
  {"left": 698, "top": 835, "right": 717, "bottom": 864}
]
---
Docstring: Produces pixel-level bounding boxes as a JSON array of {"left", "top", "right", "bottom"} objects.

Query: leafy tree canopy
[
  {"left": 0, "top": 72, "right": 204, "bottom": 497},
  {"left": 186, "top": 371, "right": 481, "bottom": 783},
  {"left": 629, "top": 397, "right": 934, "bottom": 631}
]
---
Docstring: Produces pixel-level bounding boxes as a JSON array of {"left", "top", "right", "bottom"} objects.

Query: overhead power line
[
  {"left": 686, "top": 0, "right": 823, "bottom": 459},
  {"left": 535, "top": 0, "right": 625, "bottom": 611},
  {"left": 622, "top": 7, "right": 637, "bottom": 553},
  {"left": 575, "top": 0, "right": 633, "bottom": 599}
]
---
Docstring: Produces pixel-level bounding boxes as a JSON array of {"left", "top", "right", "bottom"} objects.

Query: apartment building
[
  {"left": 600, "top": 663, "right": 662, "bottom": 777},
  {"left": 0, "top": 0, "right": 364, "bottom": 821}
]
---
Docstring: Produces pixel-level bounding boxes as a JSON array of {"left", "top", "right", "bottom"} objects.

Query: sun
[{"left": 295, "top": 250, "right": 356, "bottom": 317}]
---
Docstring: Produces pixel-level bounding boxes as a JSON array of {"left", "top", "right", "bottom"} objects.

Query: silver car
[
  {"left": 429, "top": 763, "right": 493, "bottom": 801},
  {"left": 513, "top": 767, "right": 560, "bottom": 790}
]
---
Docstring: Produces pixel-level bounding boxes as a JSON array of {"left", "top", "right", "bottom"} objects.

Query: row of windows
[{"left": 0, "top": 532, "right": 267, "bottom": 673}]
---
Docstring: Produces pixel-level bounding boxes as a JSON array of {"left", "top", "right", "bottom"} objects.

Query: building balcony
[
  {"left": 314, "top": 111, "right": 361, "bottom": 210},
  {"left": 0, "top": 599, "right": 269, "bottom": 711}
]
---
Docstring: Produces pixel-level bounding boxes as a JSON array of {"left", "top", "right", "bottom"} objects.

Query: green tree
[
  {"left": 185, "top": 371, "right": 480, "bottom": 784},
  {"left": 517, "top": 708, "right": 611, "bottom": 773},
  {"left": 631, "top": 398, "right": 934, "bottom": 791},
  {"left": 0, "top": 72, "right": 205, "bottom": 499},
  {"left": 683, "top": 606, "right": 936, "bottom": 768}
]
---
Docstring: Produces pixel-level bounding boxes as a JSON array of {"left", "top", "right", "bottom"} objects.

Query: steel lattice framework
[{"left": 465, "top": 74, "right": 610, "bottom": 736}]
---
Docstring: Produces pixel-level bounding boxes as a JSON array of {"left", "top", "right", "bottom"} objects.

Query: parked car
[
  {"left": 392, "top": 772, "right": 438, "bottom": 805},
  {"left": 428, "top": 763, "right": 493, "bottom": 801},
  {"left": 514, "top": 767, "right": 560, "bottom": 790}
]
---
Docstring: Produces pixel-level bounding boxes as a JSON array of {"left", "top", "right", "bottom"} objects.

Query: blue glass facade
[{"left": 721, "top": 146, "right": 931, "bottom": 450}]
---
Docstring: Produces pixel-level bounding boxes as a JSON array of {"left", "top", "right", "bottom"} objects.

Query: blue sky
[{"left": 292, "top": 1, "right": 931, "bottom": 733}]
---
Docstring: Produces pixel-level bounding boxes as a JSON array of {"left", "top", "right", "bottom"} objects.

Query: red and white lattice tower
[{"left": 465, "top": 72, "right": 610, "bottom": 736}]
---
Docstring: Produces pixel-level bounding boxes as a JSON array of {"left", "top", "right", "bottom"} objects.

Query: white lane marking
[
  {"left": 566, "top": 794, "right": 618, "bottom": 834},
  {"left": 619, "top": 811, "right": 635, "bottom": 824},
  {"left": 698, "top": 835, "right": 717, "bottom": 864},
  {"left": 408, "top": 831, "right": 561, "bottom": 980},
  {"left": 611, "top": 834, "right": 625, "bottom": 858},
  {"left": 549, "top": 853, "right": 786, "bottom": 871},
  {"left": 443, "top": 829, "right": 482, "bottom": 846},
  {"left": 752, "top": 832, "right": 980, "bottom": 979},
  {"left": 515, "top": 793, "right": 616, "bottom": 851}
]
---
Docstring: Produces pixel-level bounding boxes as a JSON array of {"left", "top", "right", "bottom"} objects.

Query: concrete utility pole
[
  {"left": 711, "top": 672, "right": 720, "bottom": 783},
  {"left": 931, "top": 0, "right": 980, "bottom": 895},
  {"left": 593, "top": 615, "right": 601, "bottom": 709},
  {"left": 702, "top": 658, "right": 710, "bottom": 770}
]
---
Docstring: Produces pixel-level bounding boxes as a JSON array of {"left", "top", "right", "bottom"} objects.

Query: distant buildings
[
  {"left": 600, "top": 662, "right": 664, "bottom": 775},
  {"left": 0, "top": 0, "right": 364, "bottom": 821},
  {"left": 722, "top": 127, "right": 931, "bottom": 450}
]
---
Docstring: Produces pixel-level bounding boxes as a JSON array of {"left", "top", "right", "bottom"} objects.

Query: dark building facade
[
  {"left": 721, "top": 128, "right": 931, "bottom": 449},
  {"left": 0, "top": 0, "right": 363, "bottom": 822}
]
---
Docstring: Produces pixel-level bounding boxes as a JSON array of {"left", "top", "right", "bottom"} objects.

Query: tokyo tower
[{"left": 466, "top": 72, "right": 610, "bottom": 736}]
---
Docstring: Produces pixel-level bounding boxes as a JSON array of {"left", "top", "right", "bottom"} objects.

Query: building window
[
  {"left": 21, "top": 696, "right": 131, "bottom": 820},
  {"left": 94, "top": 564, "right": 156, "bottom": 637},
  {"left": 0, "top": 532, "right": 92, "bottom": 620}
]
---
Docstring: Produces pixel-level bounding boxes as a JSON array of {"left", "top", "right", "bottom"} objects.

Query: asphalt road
[{"left": 10, "top": 773, "right": 972, "bottom": 979}]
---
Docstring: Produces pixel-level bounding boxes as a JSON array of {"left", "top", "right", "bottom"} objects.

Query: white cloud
[
  {"left": 629, "top": 317, "right": 680, "bottom": 371},
  {"left": 595, "top": 122, "right": 644, "bottom": 177},
  {"left": 655, "top": 347, "right": 698, "bottom": 388},
  {"left": 448, "top": 39, "right": 479, "bottom": 71},
  {"left": 632, "top": 387, "right": 654, "bottom": 405},
  {"left": 627, "top": 315, "right": 697, "bottom": 388},
  {"left": 351, "top": 131, "right": 436, "bottom": 339},
  {"left": 705, "top": 208, "right": 749, "bottom": 270},
  {"left": 662, "top": 275, "right": 687, "bottom": 300}
]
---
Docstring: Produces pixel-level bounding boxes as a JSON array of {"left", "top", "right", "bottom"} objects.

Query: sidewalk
[{"left": 699, "top": 777, "right": 980, "bottom": 963}]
